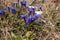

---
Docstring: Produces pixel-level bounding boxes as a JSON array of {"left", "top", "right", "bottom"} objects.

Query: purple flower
[
  {"left": 28, "top": 7, "right": 35, "bottom": 14},
  {"left": 0, "top": 10, "right": 5, "bottom": 14},
  {"left": 34, "top": 13, "right": 40, "bottom": 19},
  {"left": 38, "top": 6, "right": 42, "bottom": 10},
  {"left": 28, "top": 8, "right": 33, "bottom": 14},
  {"left": 25, "top": 18, "right": 30, "bottom": 24},
  {"left": 11, "top": 7, "right": 17, "bottom": 13},
  {"left": 25, "top": 16, "right": 35, "bottom": 24},
  {"left": 29, "top": 16, "right": 35, "bottom": 21},
  {"left": 20, "top": 14, "right": 27, "bottom": 20},
  {"left": 20, "top": 0, "right": 26, "bottom": 6},
  {"left": 6, "top": 5, "right": 11, "bottom": 10},
  {"left": 31, "top": 7, "right": 35, "bottom": 11}
]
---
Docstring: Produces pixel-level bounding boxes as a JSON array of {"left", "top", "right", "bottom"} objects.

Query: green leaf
[{"left": 15, "top": 35, "right": 23, "bottom": 40}]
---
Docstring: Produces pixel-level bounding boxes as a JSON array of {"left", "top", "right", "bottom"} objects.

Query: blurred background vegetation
[{"left": 0, "top": 0, "right": 60, "bottom": 40}]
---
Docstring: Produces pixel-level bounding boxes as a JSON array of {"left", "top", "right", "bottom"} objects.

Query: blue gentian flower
[
  {"left": 25, "top": 16, "right": 35, "bottom": 24},
  {"left": 11, "top": 7, "right": 17, "bottom": 13},
  {"left": 28, "top": 8, "right": 33, "bottom": 14},
  {"left": 28, "top": 7, "right": 35, "bottom": 14},
  {"left": 31, "top": 7, "right": 35, "bottom": 11},
  {"left": 25, "top": 18, "right": 30, "bottom": 24},
  {"left": 0, "top": 10, "right": 5, "bottom": 14},
  {"left": 20, "top": 0, "right": 26, "bottom": 6},
  {"left": 20, "top": 14, "right": 27, "bottom": 20},
  {"left": 20, "top": 14, "right": 35, "bottom": 24},
  {"left": 29, "top": 16, "right": 35, "bottom": 21},
  {"left": 38, "top": 6, "right": 42, "bottom": 10},
  {"left": 34, "top": 13, "right": 40, "bottom": 19},
  {"left": 6, "top": 5, "right": 11, "bottom": 10}
]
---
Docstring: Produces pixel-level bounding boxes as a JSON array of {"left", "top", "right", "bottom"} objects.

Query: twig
[{"left": 5, "top": 27, "right": 8, "bottom": 40}]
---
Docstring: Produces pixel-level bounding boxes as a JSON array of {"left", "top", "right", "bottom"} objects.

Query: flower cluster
[
  {"left": 20, "top": 0, "right": 42, "bottom": 24},
  {"left": 11, "top": 7, "right": 17, "bottom": 13},
  {"left": 20, "top": 7, "right": 42, "bottom": 24},
  {"left": 20, "top": 0, "right": 26, "bottom": 7},
  {"left": 6, "top": 5, "right": 17, "bottom": 13},
  {"left": 0, "top": 0, "right": 42, "bottom": 24},
  {"left": 0, "top": 10, "right": 5, "bottom": 14}
]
